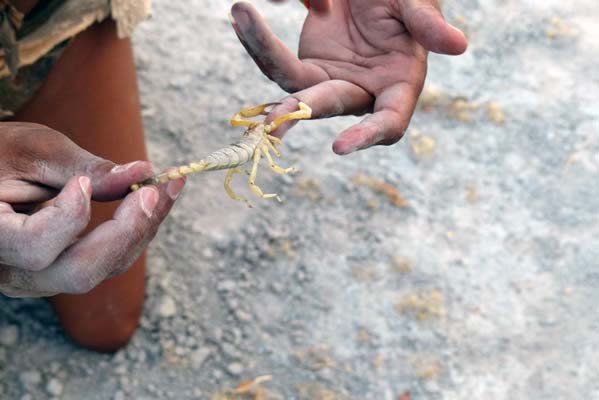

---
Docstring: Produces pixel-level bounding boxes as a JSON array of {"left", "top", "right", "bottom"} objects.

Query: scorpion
[{"left": 131, "top": 102, "right": 312, "bottom": 206}]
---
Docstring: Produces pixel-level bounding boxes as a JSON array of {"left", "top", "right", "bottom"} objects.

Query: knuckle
[
  {"left": 17, "top": 247, "right": 52, "bottom": 271},
  {"left": 125, "top": 223, "right": 149, "bottom": 245},
  {"left": 106, "top": 261, "right": 132, "bottom": 280},
  {"left": 68, "top": 199, "right": 91, "bottom": 224},
  {"left": 17, "top": 228, "right": 54, "bottom": 271},
  {"left": 66, "top": 272, "right": 97, "bottom": 294}
]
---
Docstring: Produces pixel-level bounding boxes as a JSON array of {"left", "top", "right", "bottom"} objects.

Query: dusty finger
[
  {"left": 230, "top": 1, "right": 329, "bottom": 92},
  {"left": 332, "top": 82, "right": 419, "bottom": 155},
  {"left": 399, "top": 0, "right": 468, "bottom": 55},
  {"left": 0, "top": 176, "right": 92, "bottom": 271},
  {"left": 265, "top": 80, "right": 374, "bottom": 137},
  {"left": 32, "top": 178, "right": 185, "bottom": 294},
  {"left": 0, "top": 180, "right": 57, "bottom": 204}
]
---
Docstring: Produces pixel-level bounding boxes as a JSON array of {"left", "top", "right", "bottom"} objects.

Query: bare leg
[{"left": 12, "top": 20, "right": 147, "bottom": 352}]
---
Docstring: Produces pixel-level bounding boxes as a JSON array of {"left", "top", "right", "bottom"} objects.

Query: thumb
[{"left": 399, "top": 0, "right": 467, "bottom": 55}]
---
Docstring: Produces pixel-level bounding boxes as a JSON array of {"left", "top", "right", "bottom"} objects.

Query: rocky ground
[{"left": 1, "top": 0, "right": 597, "bottom": 399}]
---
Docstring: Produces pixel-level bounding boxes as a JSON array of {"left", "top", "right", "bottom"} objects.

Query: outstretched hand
[{"left": 230, "top": 0, "right": 467, "bottom": 154}]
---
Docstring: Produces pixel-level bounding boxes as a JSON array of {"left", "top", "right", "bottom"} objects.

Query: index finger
[{"left": 0, "top": 176, "right": 92, "bottom": 271}]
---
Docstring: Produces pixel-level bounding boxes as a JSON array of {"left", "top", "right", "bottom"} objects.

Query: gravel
[
  {"left": 0, "top": 0, "right": 597, "bottom": 399},
  {"left": 0, "top": 325, "right": 18, "bottom": 346},
  {"left": 46, "top": 378, "right": 64, "bottom": 397}
]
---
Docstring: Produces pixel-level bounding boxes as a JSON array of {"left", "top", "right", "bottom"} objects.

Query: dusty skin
[{"left": 0, "top": 0, "right": 598, "bottom": 399}]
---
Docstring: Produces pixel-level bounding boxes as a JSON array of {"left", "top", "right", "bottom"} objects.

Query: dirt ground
[{"left": 1, "top": 0, "right": 598, "bottom": 399}]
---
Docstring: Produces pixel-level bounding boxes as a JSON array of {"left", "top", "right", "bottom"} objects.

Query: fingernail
[
  {"left": 166, "top": 179, "right": 185, "bottom": 200},
  {"left": 140, "top": 187, "right": 159, "bottom": 218},
  {"left": 234, "top": 10, "right": 250, "bottom": 31},
  {"left": 449, "top": 24, "right": 465, "bottom": 36},
  {"left": 228, "top": 12, "right": 236, "bottom": 26},
  {"left": 333, "top": 141, "right": 358, "bottom": 155},
  {"left": 78, "top": 176, "right": 91, "bottom": 196},
  {"left": 111, "top": 161, "right": 141, "bottom": 174}
]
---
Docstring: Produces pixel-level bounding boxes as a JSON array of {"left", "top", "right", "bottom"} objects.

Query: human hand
[
  {"left": 230, "top": 0, "right": 467, "bottom": 154},
  {"left": 0, "top": 123, "right": 185, "bottom": 297}
]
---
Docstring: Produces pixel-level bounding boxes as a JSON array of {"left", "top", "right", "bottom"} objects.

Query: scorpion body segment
[{"left": 131, "top": 102, "right": 312, "bottom": 205}]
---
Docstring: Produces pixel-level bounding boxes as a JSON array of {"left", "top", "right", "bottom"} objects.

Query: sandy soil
[{"left": 1, "top": 0, "right": 598, "bottom": 399}]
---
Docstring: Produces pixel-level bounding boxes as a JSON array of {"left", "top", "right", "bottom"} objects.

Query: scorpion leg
[
  {"left": 266, "top": 134, "right": 282, "bottom": 145},
  {"left": 261, "top": 144, "right": 298, "bottom": 175},
  {"left": 230, "top": 103, "right": 280, "bottom": 127},
  {"left": 224, "top": 168, "right": 251, "bottom": 207},
  {"left": 248, "top": 148, "right": 282, "bottom": 202},
  {"left": 265, "top": 136, "right": 281, "bottom": 157}
]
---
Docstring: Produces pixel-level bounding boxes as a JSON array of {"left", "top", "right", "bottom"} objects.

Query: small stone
[
  {"left": 424, "top": 380, "right": 440, "bottom": 393},
  {"left": 49, "top": 362, "right": 61, "bottom": 374},
  {"left": 46, "top": 378, "right": 63, "bottom": 396},
  {"left": 158, "top": 276, "right": 172, "bottom": 291},
  {"left": 115, "top": 365, "right": 127, "bottom": 375},
  {"left": 0, "top": 325, "right": 18, "bottom": 346},
  {"left": 270, "top": 282, "right": 284, "bottom": 293},
  {"left": 217, "top": 280, "right": 236, "bottom": 292},
  {"left": 19, "top": 370, "right": 42, "bottom": 386},
  {"left": 113, "top": 390, "right": 126, "bottom": 400},
  {"left": 119, "top": 376, "right": 130, "bottom": 388},
  {"left": 139, "top": 316, "right": 151, "bottom": 329},
  {"left": 221, "top": 343, "right": 240, "bottom": 359},
  {"left": 234, "top": 310, "right": 251, "bottom": 322},
  {"left": 226, "top": 362, "right": 244, "bottom": 376},
  {"left": 113, "top": 350, "right": 126, "bottom": 363},
  {"left": 141, "top": 106, "right": 156, "bottom": 118},
  {"left": 202, "top": 247, "right": 214, "bottom": 259},
  {"left": 158, "top": 296, "right": 177, "bottom": 318},
  {"left": 227, "top": 298, "right": 239, "bottom": 310},
  {"left": 190, "top": 347, "right": 212, "bottom": 368},
  {"left": 137, "top": 351, "right": 147, "bottom": 363}
]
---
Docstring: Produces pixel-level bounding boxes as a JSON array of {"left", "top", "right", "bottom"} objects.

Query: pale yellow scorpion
[{"left": 131, "top": 102, "right": 312, "bottom": 205}]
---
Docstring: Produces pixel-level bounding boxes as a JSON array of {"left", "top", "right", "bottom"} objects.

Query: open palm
[{"left": 230, "top": 0, "right": 467, "bottom": 154}]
